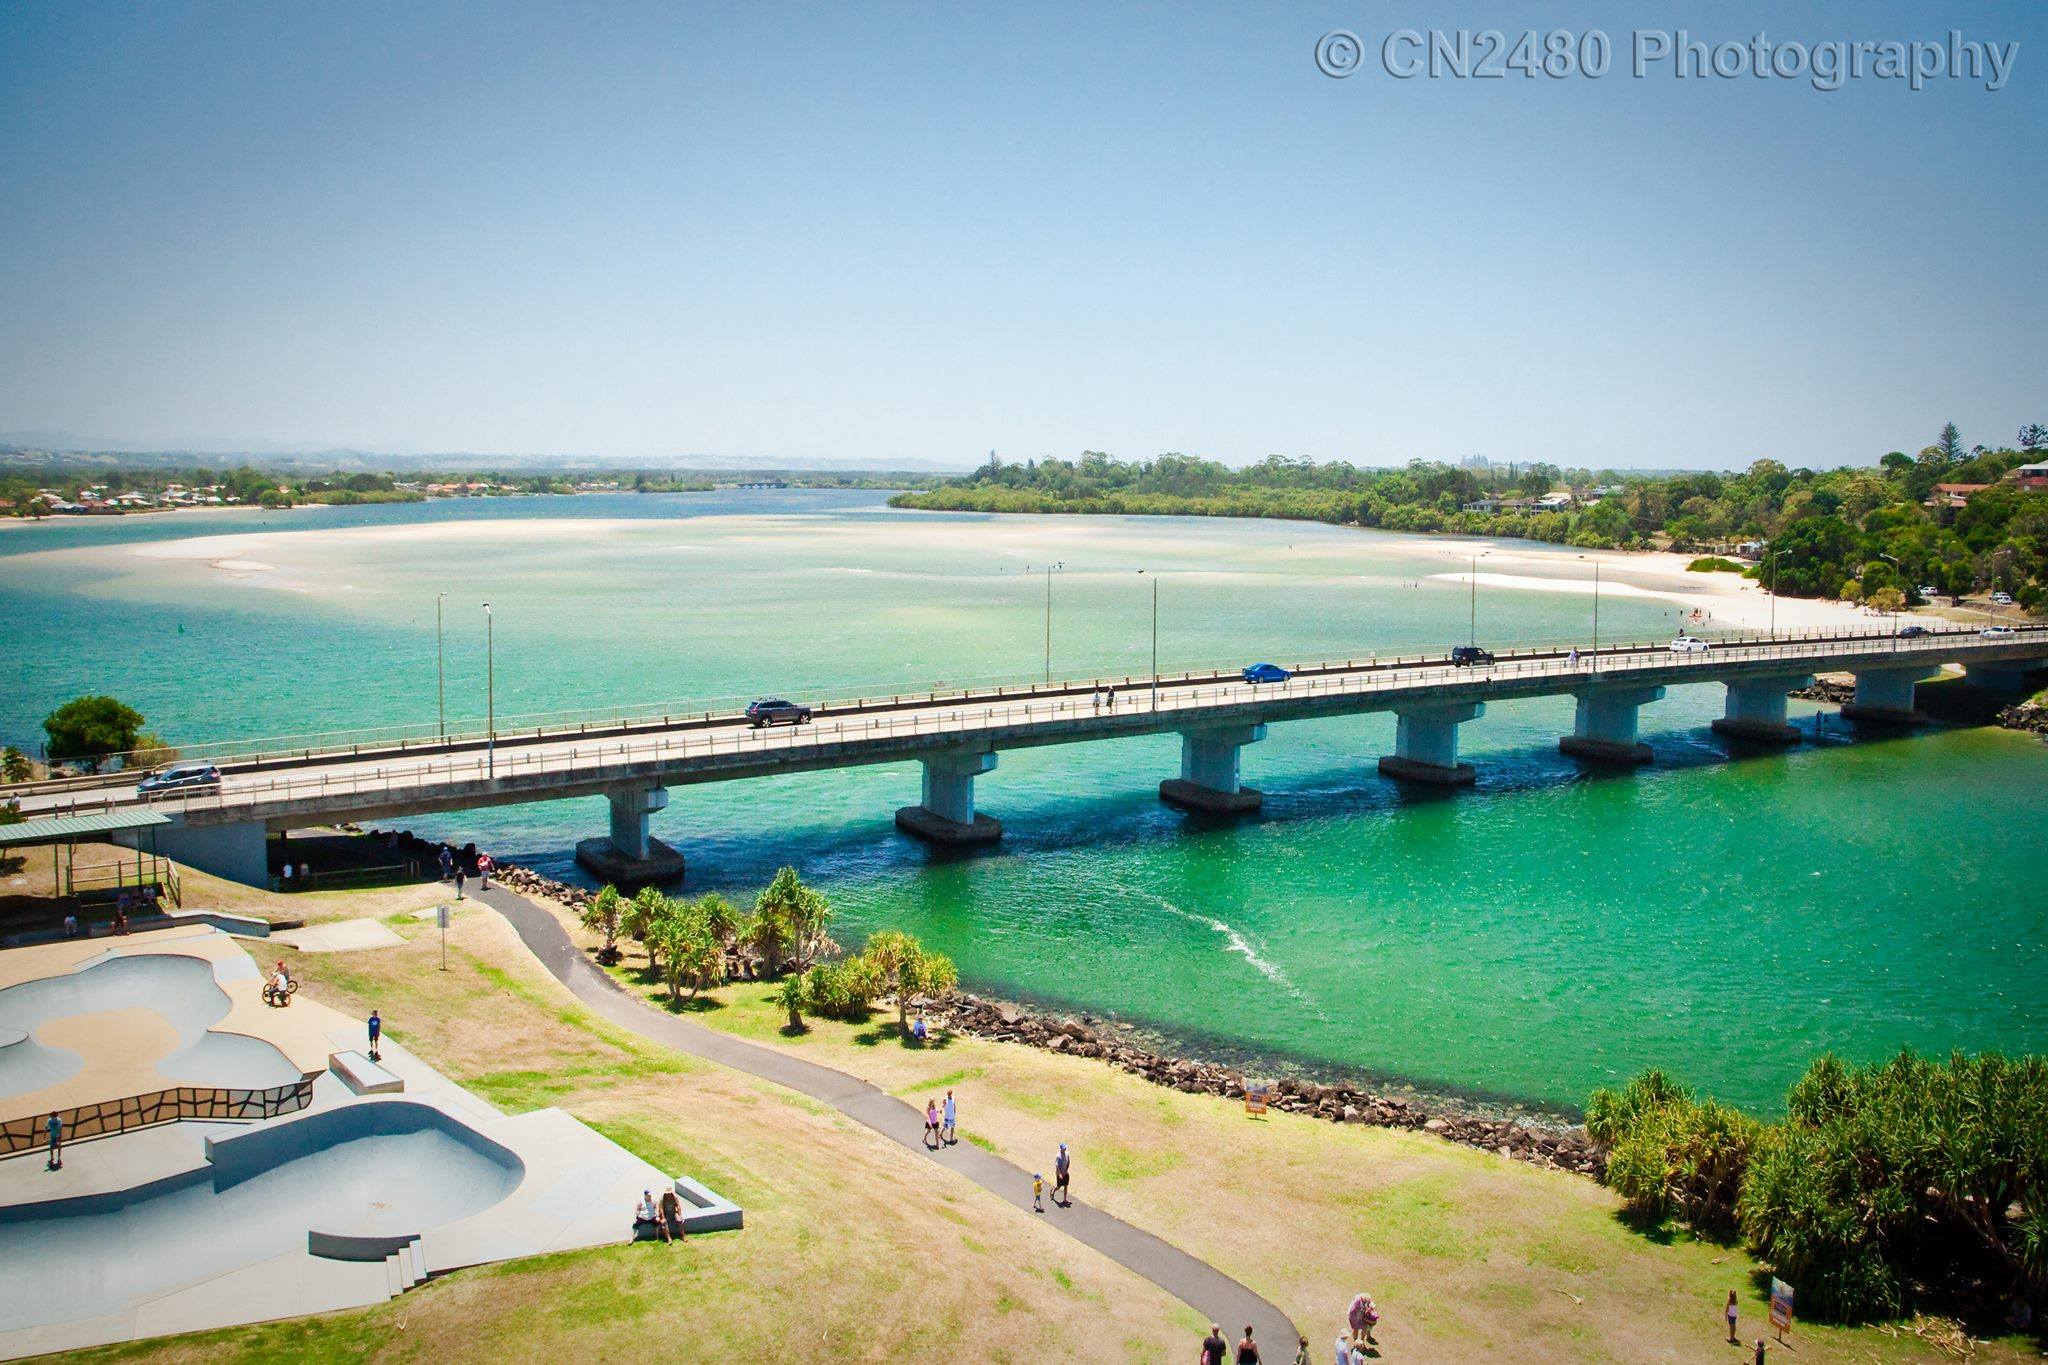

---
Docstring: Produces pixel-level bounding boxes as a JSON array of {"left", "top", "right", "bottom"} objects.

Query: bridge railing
[
  {"left": 17, "top": 620, "right": 2030, "bottom": 789},
  {"left": 110, "top": 626, "right": 2044, "bottom": 819}
]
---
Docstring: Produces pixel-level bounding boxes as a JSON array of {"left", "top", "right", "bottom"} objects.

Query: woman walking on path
[
  {"left": 923, "top": 1099, "right": 941, "bottom": 1149},
  {"left": 1053, "top": 1142, "right": 1071, "bottom": 1206},
  {"left": 1234, "top": 1324, "right": 1261, "bottom": 1363},
  {"left": 941, "top": 1089, "right": 957, "bottom": 1145}
]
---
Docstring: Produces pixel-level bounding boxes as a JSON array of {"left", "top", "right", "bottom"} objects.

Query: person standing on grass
[
  {"left": 1725, "top": 1290, "right": 1739, "bottom": 1343},
  {"left": 1332, "top": 1333, "right": 1351, "bottom": 1365},
  {"left": 367, "top": 1008, "right": 382, "bottom": 1062},
  {"left": 1053, "top": 1142, "right": 1071, "bottom": 1207},
  {"left": 45, "top": 1113, "right": 62, "bottom": 1171},
  {"left": 1753, "top": 1339, "right": 1767, "bottom": 1365},
  {"left": 1199, "top": 1323, "right": 1227, "bottom": 1365},
  {"left": 941, "top": 1089, "right": 957, "bottom": 1146}
]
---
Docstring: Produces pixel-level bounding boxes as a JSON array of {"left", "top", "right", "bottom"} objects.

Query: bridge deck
[{"left": 11, "top": 625, "right": 2043, "bottom": 831}]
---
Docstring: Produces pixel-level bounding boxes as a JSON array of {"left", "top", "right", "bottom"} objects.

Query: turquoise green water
[{"left": 4, "top": 493, "right": 2043, "bottom": 1114}]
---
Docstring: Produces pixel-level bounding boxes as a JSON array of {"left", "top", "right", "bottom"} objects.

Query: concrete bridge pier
[
  {"left": 1378, "top": 702, "right": 1484, "bottom": 786},
  {"left": 575, "top": 785, "right": 685, "bottom": 886},
  {"left": 1712, "top": 674, "right": 1813, "bottom": 745},
  {"left": 1963, "top": 659, "right": 2047, "bottom": 693},
  {"left": 115, "top": 817, "right": 269, "bottom": 887},
  {"left": 896, "top": 749, "right": 1002, "bottom": 846},
  {"left": 1161, "top": 723, "right": 1267, "bottom": 813},
  {"left": 1841, "top": 666, "right": 1938, "bottom": 726},
  {"left": 1560, "top": 685, "right": 1666, "bottom": 764}
]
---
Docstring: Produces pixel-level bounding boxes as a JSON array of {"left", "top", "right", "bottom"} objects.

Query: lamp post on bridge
[
  {"left": 1042, "top": 562, "right": 1064, "bottom": 686},
  {"left": 1138, "top": 570, "right": 1159, "bottom": 712},
  {"left": 483, "top": 602, "right": 495, "bottom": 779},
  {"left": 436, "top": 591, "right": 447, "bottom": 741},
  {"left": 1591, "top": 560, "right": 1600, "bottom": 675}
]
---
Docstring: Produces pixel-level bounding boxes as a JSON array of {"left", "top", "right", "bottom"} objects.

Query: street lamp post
[
  {"left": 1591, "top": 560, "right": 1600, "bottom": 674},
  {"left": 436, "top": 591, "right": 447, "bottom": 741},
  {"left": 1042, "top": 563, "right": 1062, "bottom": 686},
  {"left": 1766, "top": 549, "right": 1778, "bottom": 639},
  {"left": 1469, "top": 553, "right": 1479, "bottom": 646},
  {"left": 483, "top": 602, "right": 494, "bottom": 779}
]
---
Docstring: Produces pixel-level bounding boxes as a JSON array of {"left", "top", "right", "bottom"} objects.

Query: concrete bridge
[{"left": 13, "top": 625, "right": 2045, "bottom": 886}]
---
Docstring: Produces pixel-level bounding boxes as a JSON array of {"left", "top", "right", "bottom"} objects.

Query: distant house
[
  {"left": 1459, "top": 496, "right": 1539, "bottom": 514},
  {"left": 1926, "top": 482, "right": 1990, "bottom": 512},
  {"left": 2003, "top": 461, "right": 2048, "bottom": 492},
  {"left": 1536, "top": 492, "right": 1575, "bottom": 511}
]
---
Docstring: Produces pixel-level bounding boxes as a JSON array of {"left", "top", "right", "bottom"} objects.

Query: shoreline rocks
[{"left": 928, "top": 992, "right": 1605, "bottom": 1179}]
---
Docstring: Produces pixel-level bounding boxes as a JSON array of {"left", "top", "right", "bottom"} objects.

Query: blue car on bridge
[{"left": 1242, "top": 662, "right": 1291, "bottom": 684}]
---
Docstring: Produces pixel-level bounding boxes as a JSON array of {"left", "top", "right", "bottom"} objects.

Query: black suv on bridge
[{"left": 745, "top": 698, "right": 813, "bottom": 727}]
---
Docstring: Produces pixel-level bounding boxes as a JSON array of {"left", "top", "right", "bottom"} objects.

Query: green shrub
[
  {"left": 1593, "top": 1052, "right": 2048, "bottom": 1323},
  {"left": 1586, "top": 1069, "right": 1761, "bottom": 1236},
  {"left": 1687, "top": 556, "right": 1746, "bottom": 573}
]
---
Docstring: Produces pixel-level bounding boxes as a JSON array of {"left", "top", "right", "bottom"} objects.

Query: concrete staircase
[{"left": 382, "top": 1238, "right": 426, "bottom": 1298}]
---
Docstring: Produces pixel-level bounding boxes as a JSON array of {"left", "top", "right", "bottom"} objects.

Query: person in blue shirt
[{"left": 367, "top": 1009, "right": 382, "bottom": 1061}]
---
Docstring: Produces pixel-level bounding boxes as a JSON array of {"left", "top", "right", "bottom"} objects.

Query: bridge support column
[
  {"left": 896, "top": 750, "right": 1002, "bottom": 846},
  {"left": 114, "top": 818, "right": 269, "bottom": 887},
  {"left": 1712, "top": 674, "right": 1812, "bottom": 745},
  {"left": 1963, "top": 659, "right": 2047, "bottom": 693},
  {"left": 575, "top": 786, "right": 685, "bottom": 886},
  {"left": 1841, "top": 666, "right": 1938, "bottom": 726},
  {"left": 1161, "top": 723, "right": 1267, "bottom": 813},
  {"left": 1378, "top": 702, "right": 1484, "bottom": 786},
  {"left": 1561, "top": 685, "right": 1666, "bottom": 764}
]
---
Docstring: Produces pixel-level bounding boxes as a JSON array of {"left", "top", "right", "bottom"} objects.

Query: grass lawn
[
  {"left": 65, "top": 900, "right": 1196, "bottom": 1363},
  {"left": 568, "top": 901, "right": 2040, "bottom": 1365}
]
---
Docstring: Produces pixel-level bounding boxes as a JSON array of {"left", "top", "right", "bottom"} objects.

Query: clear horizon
[{"left": 2, "top": 3, "right": 2043, "bottom": 469}]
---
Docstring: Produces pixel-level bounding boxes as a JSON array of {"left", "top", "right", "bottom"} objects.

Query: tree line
[
  {"left": 578, "top": 865, "right": 957, "bottom": 1035},
  {"left": 1588, "top": 1051, "right": 2045, "bottom": 1325},
  {"left": 890, "top": 423, "right": 2048, "bottom": 611}
]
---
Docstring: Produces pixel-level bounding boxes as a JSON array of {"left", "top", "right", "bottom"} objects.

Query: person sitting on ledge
[
  {"left": 637, "top": 1189, "right": 660, "bottom": 1237},
  {"left": 658, "top": 1187, "right": 684, "bottom": 1243}
]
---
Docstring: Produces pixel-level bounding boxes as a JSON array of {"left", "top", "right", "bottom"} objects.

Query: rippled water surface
[{"left": 4, "top": 491, "right": 2041, "bottom": 1112}]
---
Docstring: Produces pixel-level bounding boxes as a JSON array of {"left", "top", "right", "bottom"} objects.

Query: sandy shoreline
[{"left": 10, "top": 505, "right": 1889, "bottom": 635}]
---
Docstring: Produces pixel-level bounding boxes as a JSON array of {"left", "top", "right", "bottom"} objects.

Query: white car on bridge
[{"left": 1669, "top": 635, "right": 1711, "bottom": 654}]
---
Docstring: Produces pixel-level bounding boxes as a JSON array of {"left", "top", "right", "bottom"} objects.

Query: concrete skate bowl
[
  {"left": 0, "top": 952, "right": 306, "bottom": 1154},
  {"left": 0, "top": 1100, "right": 526, "bottom": 1335}
]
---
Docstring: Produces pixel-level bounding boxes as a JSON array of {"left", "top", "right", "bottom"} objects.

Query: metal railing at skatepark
[
  {"left": 74, "top": 625, "right": 2046, "bottom": 820},
  {"left": 0, "top": 1077, "right": 314, "bottom": 1156}
]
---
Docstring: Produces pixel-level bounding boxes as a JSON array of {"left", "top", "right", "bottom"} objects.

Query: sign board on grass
[
  {"left": 1244, "top": 1081, "right": 1272, "bottom": 1117},
  {"left": 1769, "top": 1278, "right": 1794, "bottom": 1334}
]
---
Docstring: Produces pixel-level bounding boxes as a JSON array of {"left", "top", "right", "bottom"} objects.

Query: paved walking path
[{"left": 475, "top": 883, "right": 1300, "bottom": 1350}]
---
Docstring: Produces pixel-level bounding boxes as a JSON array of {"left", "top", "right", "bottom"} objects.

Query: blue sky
[{"left": 1, "top": 2, "right": 2041, "bottom": 469}]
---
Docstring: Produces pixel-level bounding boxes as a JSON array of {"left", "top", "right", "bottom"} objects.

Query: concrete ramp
[{"left": 329, "top": 1050, "right": 404, "bottom": 1095}]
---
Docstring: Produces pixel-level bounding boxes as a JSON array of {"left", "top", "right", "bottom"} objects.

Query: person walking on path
[
  {"left": 1053, "top": 1142, "right": 1072, "bottom": 1207},
  {"left": 923, "top": 1099, "right": 941, "bottom": 1149},
  {"left": 1235, "top": 1324, "right": 1261, "bottom": 1363},
  {"left": 477, "top": 852, "right": 493, "bottom": 890},
  {"left": 454, "top": 863, "right": 466, "bottom": 899},
  {"left": 438, "top": 845, "right": 453, "bottom": 882},
  {"left": 1725, "top": 1290, "right": 1740, "bottom": 1343},
  {"left": 941, "top": 1089, "right": 957, "bottom": 1146},
  {"left": 45, "top": 1112, "right": 62, "bottom": 1171},
  {"left": 1291, "top": 1335, "right": 1310, "bottom": 1365},
  {"left": 367, "top": 1008, "right": 382, "bottom": 1062},
  {"left": 1032, "top": 1172, "right": 1045, "bottom": 1212},
  {"left": 1199, "top": 1324, "right": 1228, "bottom": 1365}
]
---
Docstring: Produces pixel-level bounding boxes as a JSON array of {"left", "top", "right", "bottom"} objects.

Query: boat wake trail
[{"left": 1105, "top": 876, "right": 1326, "bottom": 1019}]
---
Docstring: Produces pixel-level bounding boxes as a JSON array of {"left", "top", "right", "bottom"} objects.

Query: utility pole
[
  {"left": 1469, "top": 553, "right": 1479, "bottom": 646},
  {"left": 1767, "top": 550, "right": 1777, "bottom": 640},
  {"left": 436, "top": 591, "right": 447, "bottom": 741},
  {"left": 1592, "top": 561, "right": 1600, "bottom": 674},
  {"left": 1151, "top": 574, "right": 1159, "bottom": 711},
  {"left": 1044, "top": 564, "right": 1054, "bottom": 685},
  {"left": 484, "top": 602, "right": 495, "bottom": 779}
]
